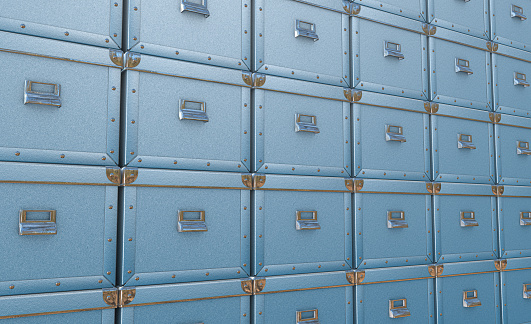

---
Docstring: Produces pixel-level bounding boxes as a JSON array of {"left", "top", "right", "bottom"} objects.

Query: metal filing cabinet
[
  {"left": 0, "top": 0, "right": 122, "bottom": 48},
  {"left": 350, "top": 0, "right": 427, "bottom": 22},
  {"left": 495, "top": 114, "right": 531, "bottom": 186},
  {"left": 353, "top": 91, "right": 430, "bottom": 181},
  {"left": 124, "top": 0, "right": 251, "bottom": 70},
  {"left": 355, "top": 265, "right": 435, "bottom": 323},
  {"left": 433, "top": 183, "right": 498, "bottom": 263},
  {"left": 0, "top": 162, "right": 118, "bottom": 296},
  {"left": 252, "top": 174, "right": 352, "bottom": 276},
  {"left": 253, "top": 0, "right": 350, "bottom": 86},
  {"left": 117, "top": 280, "right": 251, "bottom": 323},
  {"left": 429, "top": 27, "right": 493, "bottom": 110},
  {"left": 497, "top": 186, "right": 531, "bottom": 259},
  {"left": 119, "top": 168, "right": 250, "bottom": 286},
  {"left": 354, "top": 179, "right": 433, "bottom": 269},
  {"left": 490, "top": 0, "right": 531, "bottom": 52},
  {"left": 493, "top": 44, "right": 531, "bottom": 118},
  {"left": 0, "top": 31, "right": 121, "bottom": 166},
  {"left": 431, "top": 104, "right": 495, "bottom": 184},
  {"left": 435, "top": 261, "right": 501, "bottom": 323},
  {"left": 252, "top": 271, "right": 353, "bottom": 324},
  {"left": 427, "top": 0, "right": 490, "bottom": 39},
  {"left": 500, "top": 257, "right": 531, "bottom": 324},
  {"left": 351, "top": 6, "right": 429, "bottom": 100},
  {"left": 122, "top": 53, "right": 251, "bottom": 172},
  {"left": 252, "top": 75, "right": 351, "bottom": 177},
  {"left": 0, "top": 289, "right": 117, "bottom": 323}
]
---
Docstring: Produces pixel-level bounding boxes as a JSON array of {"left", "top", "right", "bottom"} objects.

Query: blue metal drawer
[
  {"left": 122, "top": 54, "right": 250, "bottom": 172},
  {"left": 500, "top": 258, "right": 531, "bottom": 324},
  {"left": 0, "top": 32, "right": 121, "bottom": 166},
  {"left": 253, "top": 271, "right": 353, "bottom": 324},
  {"left": 252, "top": 174, "right": 353, "bottom": 276},
  {"left": 0, "top": 289, "right": 116, "bottom": 322},
  {"left": 253, "top": 75, "right": 350, "bottom": 177},
  {"left": 124, "top": 0, "right": 251, "bottom": 70},
  {"left": 355, "top": 265, "right": 435, "bottom": 323},
  {"left": 352, "top": 6, "right": 429, "bottom": 100},
  {"left": 0, "top": 1, "right": 121, "bottom": 48},
  {"left": 0, "top": 162, "right": 118, "bottom": 296},
  {"left": 117, "top": 279, "right": 251, "bottom": 323},
  {"left": 428, "top": 0, "right": 490, "bottom": 39},
  {"left": 119, "top": 168, "right": 251, "bottom": 286},
  {"left": 353, "top": 91, "right": 430, "bottom": 181},
  {"left": 354, "top": 179, "right": 433, "bottom": 268},
  {"left": 254, "top": 0, "right": 350, "bottom": 86},
  {"left": 497, "top": 186, "right": 531, "bottom": 259},
  {"left": 434, "top": 183, "right": 498, "bottom": 263},
  {"left": 493, "top": 45, "right": 531, "bottom": 118},
  {"left": 351, "top": 0, "right": 427, "bottom": 22},
  {"left": 431, "top": 105, "right": 495, "bottom": 184},
  {"left": 495, "top": 114, "right": 531, "bottom": 186},
  {"left": 436, "top": 261, "right": 501, "bottom": 324},
  {"left": 429, "top": 28, "right": 493, "bottom": 110},
  {"left": 490, "top": 0, "right": 531, "bottom": 52}
]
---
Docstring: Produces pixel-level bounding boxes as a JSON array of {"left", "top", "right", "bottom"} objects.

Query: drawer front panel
[
  {"left": 495, "top": 117, "right": 531, "bottom": 185},
  {"left": 493, "top": 53, "right": 531, "bottom": 117},
  {"left": 254, "top": 0, "right": 350, "bottom": 86},
  {"left": 501, "top": 266, "right": 531, "bottom": 324},
  {"left": 491, "top": 0, "right": 531, "bottom": 52},
  {"left": 351, "top": 0, "right": 427, "bottom": 22},
  {"left": 123, "top": 70, "right": 250, "bottom": 172},
  {"left": 253, "top": 89, "right": 350, "bottom": 177},
  {"left": 125, "top": 0, "right": 250, "bottom": 70},
  {"left": 428, "top": 0, "right": 490, "bottom": 39},
  {"left": 498, "top": 197, "right": 531, "bottom": 258},
  {"left": 353, "top": 104, "right": 430, "bottom": 181}
]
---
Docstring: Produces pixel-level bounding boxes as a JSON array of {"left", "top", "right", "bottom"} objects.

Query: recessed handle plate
[
  {"left": 295, "top": 20, "right": 319, "bottom": 41},
  {"left": 385, "top": 125, "right": 406, "bottom": 142},
  {"left": 296, "top": 309, "right": 319, "bottom": 324},
  {"left": 514, "top": 72, "right": 530, "bottom": 87},
  {"left": 517, "top": 141, "right": 531, "bottom": 155},
  {"left": 524, "top": 284, "right": 531, "bottom": 299},
  {"left": 19, "top": 210, "right": 57, "bottom": 235},
  {"left": 384, "top": 41, "right": 404, "bottom": 60},
  {"left": 387, "top": 211, "right": 408, "bottom": 229},
  {"left": 295, "top": 114, "right": 319, "bottom": 133},
  {"left": 389, "top": 299, "right": 411, "bottom": 318},
  {"left": 181, "top": 0, "right": 210, "bottom": 17},
  {"left": 460, "top": 211, "right": 479, "bottom": 227},
  {"left": 296, "top": 211, "right": 320, "bottom": 230},
  {"left": 24, "top": 80, "right": 61, "bottom": 107},
  {"left": 511, "top": 5, "right": 527, "bottom": 20},
  {"left": 178, "top": 210, "right": 207, "bottom": 232},
  {"left": 179, "top": 100, "right": 209, "bottom": 122},
  {"left": 458, "top": 134, "right": 476, "bottom": 149},
  {"left": 463, "top": 290, "right": 481, "bottom": 308},
  {"left": 455, "top": 58, "right": 473, "bottom": 75},
  {"left": 521, "top": 212, "right": 531, "bottom": 226}
]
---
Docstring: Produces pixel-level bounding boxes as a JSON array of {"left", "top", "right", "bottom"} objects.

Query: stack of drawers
[{"left": 1, "top": 0, "right": 530, "bottom": 323}]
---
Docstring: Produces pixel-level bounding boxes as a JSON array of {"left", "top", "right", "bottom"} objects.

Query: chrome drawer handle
[
  {"left": 511, "top": 4, "right": 527, "bottom": 20},
  {"left": 389, "top": 299, "right": 411, "bottom": 318},
  {"left": 295, "top": 114, "right": 319, "bottom": 134},
  {"left": 387, "top": 211, "right": 408, "bottom": 229},
  {"left": 296, "top": 309, "right": 320, "bottom": 324},
  {"left": 24, "top": 80, "right": 61, "bottom": 107},
  {"left": 296, "top": 211, "right": 320, "bottom": 230},
  {"left": 521, "top": 212, "right": 531, "bottom": 226},
  {"left": 177, "top": 211, "right": 207, "bottom": 232},
  {"left": 517, "top": 141, "right": 531, "bottom": 155},
  {"left": 524, "top": 284, "right": 531, "bottom": 299},
  {"left": 514, "top": 72, "right": 530, "bottom": 87},
  {"left": 180, "top": 0, "right": 210, "bottom": 18},
  {"left": 384, "top": 41, "right": 404, "bottom": 60},
  {"left": 460, "top": 211, "right": 478, "bottom": 227},
  {"left": 463, "top": 290, "right": 481, "bottom": 308},
  {"left": 455, "top": 58, "right": 473, "bottom": 75},
  {"left": 19, "top": 210, "right": 57, "bottom": 235},
  {"left": 295, "top": 20, "right": 319, "bottom": 41},
  {"left": 179, "top": 100, "right": 209, "bottom": 122},
  {"left": 385, "top": 125, "right": 406, "bottom": 142},
  {"left": 458, "top": 134, "right": 476, "bottom": 149}
]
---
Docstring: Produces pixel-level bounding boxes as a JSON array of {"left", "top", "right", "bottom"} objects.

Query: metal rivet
[
  {"left": 206, "top": 272, "right": 209, "bottom": 276},
  {"left": 60, "top": 154, "right": 65, "bottom": 158},
  {"left": 64, "top": 32, "right": 69, "bottom": 36},
  {"left": 130, "top": 151, "right": 135, "bottom": 155},
  {"left": 132, "top": 89, "right": 136, "bottom": 93},
  {"left": 134, "top": 6, "right": 138, "bottom": 11},
  {"left": 207, "top": 162, "right": 211, "bottom": 166},
  {"left": 105, "top": 39, "right": 109, "bottom": 43},
  {"left": 135, "top": 277, "right": 139, "bottom": 281},
  {"left": 9, "top": 285, "right": 14, "bottom": 289},
  {"left": 107, "top": 271, "right": 111, "bottom": 275},
  {"left": 208, "top": 56, "right": 212, "bottom": 60},
  {"left": 175, "top": 51, "right": 180, "bottom": 55},
  {"left": 128, "top": 238, "right": 133, "bottom": 241},
  {"left": 133, "top": 37, "right": 137, "bottom": 41},
  {"left": 108, "top": 238, "right": 112, "bottom": 242},
  {"left": 20, "top": 24, "right": 25, "bottom": 28},
  {"left": 138, "top": 158, "right": 142, "bottom": 162},
  {"left": 114, "top": 2, "right": 118, "bottom": 6},
  {"left": 110, "top": 150, "right": 115, "bottom": 154},
  {"left": 140, "top": 45, "right": 144, "bottom": 49},
  {"left": 15, "top": 152, "right": 20, "bottom": 156},
  {"left": 259, "top": 235, "right": 262, "bottom": 238},
  {"left": 98, "top": 280, "right": 103, "bottom": 283},
  {"left": 128, "top": 270, "right": 132, "bottom": 273},
  {"left": 102, "top": 156, "right": 106, "bottom": 161},
  {"left": 56, "top": 282, "right": 61, "bottom": 286},
  {"left": 129, "top": 205, "right": 134, "bottom": 209}
]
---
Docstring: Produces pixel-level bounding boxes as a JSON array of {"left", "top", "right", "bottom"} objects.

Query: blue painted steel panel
[
  {"left": 431, "top": 105, "right": 495, "bottom": 184},
  {"left": 500, "top": 257, "right": 531, "bottom": 324},
  {"left": 117, "top": 280, "right": 250, "bottom": 323},
  {"left": 355, "top": 265, "right": 435, "bottom": 323},
  {"left": 0, "top": 162, "right": 118, "bottom": 296},
  {"left": 252, "top": 174, "right": 353, "bottom": 276},
  {"left": 495, "top": 114, "right": 531, "bottom": 186},
  {"left": 124, "top": 0, "right": 251, "bottom": 70},
  {"left": 0, "top": 1, "right": 121, "bottom": 48},
  {"left": 119, "top": 168, "right": 250, "bottom": 286},
  {"left": 497, "top": 186, "right": 531, "bottom": 259},
  {"left": 353, "top": 91, "right": 430, "bottom": 181},
  {"left": 253, "top": 75, "right": 351, "bottom": 177},
  {"left": 427, "top": 0, "right": 490, "bottom": 39},
  {"left": 434, "top": 183, "right": 498, "bottom": 263},
  {"left": 0, "top": 31, "right": 121, "bottom": 166},
  {"left": 352, "top": 6, "right": 429, "bottom": 100},
  {"left": 354, "top": 179, "right": 433, "bottom": 268},
  {"left": 490, "top": 0, "right": 531, "bottom": 52},
  {"left": 436, "top": 261, "right": 501, "bottom": 323},
  {"left": 351, "top": 0, "right": 427, "bottom": 22},
  {"left": 253, "top": 271, "right": 353, "bottom": 324},
  {"left": 122, "top": 54, "right": 250, "bottom": 172},
  {"left": 254, "top": 0, "right": 350, "bottom": 87},
  {"left": 493, "top": 45, "right": 531, "bottom": 118},
  {"left": 429, "top": 28, "right": 493, "bottom": 110}
]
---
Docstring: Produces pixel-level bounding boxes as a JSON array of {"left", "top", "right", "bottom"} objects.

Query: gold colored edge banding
[
  {"left": 126, "top": 184, "right": 250, "bottom": 190},
  {"left": 260, "top": 88, "right": 350, "bottom": 103},
  {"left": 433, "top": 113, "right": 492, "bottom": 124},
  {"left": 430, "top": 36, "right": 490, "bottom": 53},
  {"left": 254, "top": 284, "right": 354, "bottom": 295},
  {"left": 357, "top": 16, "right": 423, "bottom": 36},
  {"left": 495, "top": 51, "right": 531, "bottom": 64},
  {"left": 254, "top": 188, "right": 351, "bottom": 193},
  {"left": 497, "top": 122, "right": 531, "bottom": 131},
  {"left": 357, "top": 276, "right": 433, "bottom": 286},
  {"left": 501, "top": 267, "right": 531, "bottom": 272},
  {"left": 355, "top": 101, "right": 429, "bottom": 115},
  {"left": 438, "top": 270, "right": 499, "bottom": 278},
  {"left": 353, "top": 191, "right": 431, "bottom": 195},
  {"left": 0, "top": 306, "right": 116, "bottom": 320},
  {"left": 122, "top": 293, "right": 250, "bottom": 308},
  {"left": 291, "top": 0, "right": 348, "bottom": 15},
  {"left": 128, "top": 68, "right": 250, "bottom": 89},
  {"left": 0, "top": 48, "right": 121, "bottom": 69},
  {"left": 0, "top": 181, "right": 119, "bottom": 187}
]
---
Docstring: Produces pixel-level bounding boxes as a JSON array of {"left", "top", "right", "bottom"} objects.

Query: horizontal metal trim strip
[
  {"left": 498, "top": 195, "right": 531, "bottom": 198},
  {"left": 126, "top": 184, "right": 250, "bottom": 190},
  {"left": 259, "top": 87, "right": 349, "bottom": 103},
  {"left": 432, "top": 113, "right": 492, "bottom": 124},
  {"left": 0, "top": 306, "right": 115, "bottom": 320},
  {"left": 438, "top": 270, "right": 499, "bottom": 278},
  {"left": 430, "top": 36, "right": 490, "bottom": 52},
  {"left": 127, "top": 68, "right": 250, "bottom": 89},
  {"left": 255, "top": 284, "right": 353, "bottom": 295},
  {"left": 0, "top": 181, "right": 117, "bottom": 186},
  {"left": 435, "top": 193, "right": 495, "bottom": 197},
  {"left": 255, "top": 188, "right": 351, "bottom": 193},
  {"left": 358, "top": 276, "right": 433, "bottom": 285},
  {"left": 0, "top": 48, "right": 120, "bottom": 69},
  {"left": 356, "top": 191, "right": 430, "bottom": 195},
  {"left": 497, "top": 122, "right": 531, "bottom": 130},
  {"left": 355, "top": 102, "right": 429, "bottom": 114},
  {"left": 355, "top": 16, "right": 424, "bottom": 36},
  {"left": 494, "top": 51, "right": 531, "bottom": 64},
  {"left": 123, "top": 293, "right": 250, "bottom": 308},
  {"left": 501, "top": 267, "right": 531, "bottom": 272},
  {"left": 291, "top": 0, "right": 348, "bottom": 14}
]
